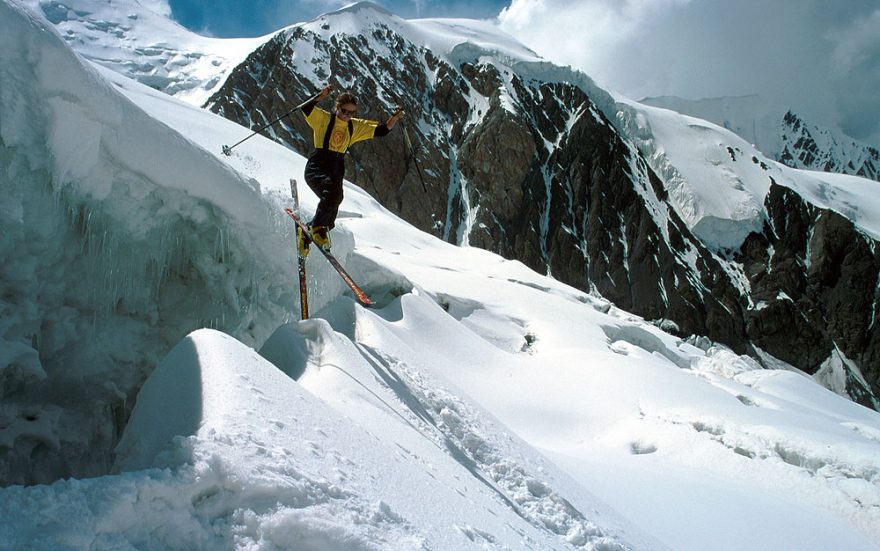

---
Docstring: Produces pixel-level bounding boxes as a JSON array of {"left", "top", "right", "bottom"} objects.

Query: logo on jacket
[{"left": 330, "top": 128, "right": 347, "bottom": 149}]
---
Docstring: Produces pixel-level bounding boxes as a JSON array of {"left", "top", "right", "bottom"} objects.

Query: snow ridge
[
  {"left": 17, "top": 0, "right": 271, "bottom": 104},
  {"left": 641, "top": 95, "right": 880, "bottom": 183}
]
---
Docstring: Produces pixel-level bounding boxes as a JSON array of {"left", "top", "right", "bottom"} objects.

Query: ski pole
[
  {"left": 222, "top": 91, "right": 321, "bottom": 156},
  {"left": 402, "top": 125, "right": 429, "bottom": 193}
]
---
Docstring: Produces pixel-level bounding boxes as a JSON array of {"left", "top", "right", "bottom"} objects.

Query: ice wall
[{"left": 0, "top": 1, "right": 294, "bottom": 485}]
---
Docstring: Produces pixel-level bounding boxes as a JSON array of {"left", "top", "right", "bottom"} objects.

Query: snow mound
[
  {"left": 4, "top": 329, "right": 430, "bottom": 550},
  {"left": 110, "top": 326, "right": 640, "bottom": 550},
  {"left": 0, "top": 0, "right": 295, "bottom": 484}
]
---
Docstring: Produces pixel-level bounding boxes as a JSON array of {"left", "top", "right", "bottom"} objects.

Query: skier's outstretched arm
[
  {"left": 303, "top": 84, "right": 334, "bottom": 116},
  {"left": 374, "top": 106, "right": 404, "bottom": 137}
]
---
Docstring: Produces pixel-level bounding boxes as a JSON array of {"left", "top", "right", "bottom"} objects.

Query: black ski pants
[{"left": 305, "top": 149, "right": 346, "bottom": 229}]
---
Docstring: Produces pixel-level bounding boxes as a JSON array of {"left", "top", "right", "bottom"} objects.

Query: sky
[
  {"left": 168, "top": 0, "right": 880, "bottom": 146},
  {"left": 497, "top": 0, "right": 880, "bottom": 145},
  {"left": 167, "top": 0, "right": 510, "bottom": 36}
]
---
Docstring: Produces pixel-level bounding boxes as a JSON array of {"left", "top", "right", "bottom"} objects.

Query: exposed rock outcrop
[{"left": 205, "top": 13, "right": 880, "bottom": 408}]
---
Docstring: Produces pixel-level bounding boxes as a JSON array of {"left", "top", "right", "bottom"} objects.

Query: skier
[{"left": 298, "top": 84, "right": 404, "bottom": 256}]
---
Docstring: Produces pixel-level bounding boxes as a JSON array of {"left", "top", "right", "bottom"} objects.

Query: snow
[
  {"left": 778, "top": 169, "right": 880, "bottom": 238},
  {"left": 640, "top": 95, "right": 880, "bottom": 179},
  {"left": 299, "top": 2, "right": 543, "bottom": 76},
  {"left": 616, "top": 97, "right": 880, "bottom": 250},
  {"left": 412, "top": 18, "right": 544, "bottom": 66},
  {"left": 17, "top": 0, "right": 271, "bottom": 105},
  {"left": 640, "top": 95, "right": 787, "bottom": 159},
  {"left": 2, "top": 1, "right": 880, "bottom": 550}
]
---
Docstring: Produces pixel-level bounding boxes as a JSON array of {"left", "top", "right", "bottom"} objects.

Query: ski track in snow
[{"left": 352, "top": 340, "right": 625, "bottom": 550}]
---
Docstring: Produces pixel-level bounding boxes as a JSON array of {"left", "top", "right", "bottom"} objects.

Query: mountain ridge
[
  {"left": 641, "top": 94, "right": 880, "bottom": 182},
  {"left": 18, "top": 0, "right": 273, "bottom": 103},
  {"left": 199, "top": 5, "right": 880, "bottom": 406}
]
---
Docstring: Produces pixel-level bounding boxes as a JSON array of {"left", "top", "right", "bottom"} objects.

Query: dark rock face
[
  {"left": 739, "top": 185, "right": 879, "bottom": 407},
  {"left": 780, "top": 111, "right": 880, "bottom": 182},
  {"left": 205, "top": 19, "right": 879, "bottom": 408}
]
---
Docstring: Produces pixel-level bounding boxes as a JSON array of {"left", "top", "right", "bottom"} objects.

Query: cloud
[
  {"left": 827, "top": 9, "right": 880, "bottom": 142},
  {"left": 498, "top": 0, "right": 880, "bottom": 145}
]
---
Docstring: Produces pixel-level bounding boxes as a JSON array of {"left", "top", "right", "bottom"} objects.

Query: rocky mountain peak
[
  {"left": 780, "top": 110, "right": 879, "bottom": 181},
  {"left": 204, "top": 12, "right": 880, "bottom": 408},
  {"left": 27, "top": 0, "right": 879, "bottom": 408}
]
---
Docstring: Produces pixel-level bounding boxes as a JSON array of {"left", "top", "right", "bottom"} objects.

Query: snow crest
[{"left": 0, "top": 0, "right": 294, "bottom": 484}]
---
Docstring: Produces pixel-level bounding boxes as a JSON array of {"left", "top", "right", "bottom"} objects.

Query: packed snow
[
  {"left": 641, "top": 95, "right": 879, "bottom": 181},
  {"left": 615, "top": 97, "right": 880, "bottom": 251},
  {"left": 16, "top": 0, "right": 272, "bottom": 104},
  {"left": 305, "top": 2, "right": 543, "bottom": 67},
  {"left": 2, "top": 1, "right": 880, "bottom": 550}
]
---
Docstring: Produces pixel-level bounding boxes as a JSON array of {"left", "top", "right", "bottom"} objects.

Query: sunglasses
[{"left": 339, "top": 107, "right": 356, "bottom": 116}]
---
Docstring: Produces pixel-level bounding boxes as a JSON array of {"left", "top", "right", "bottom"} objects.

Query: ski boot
[
  {"left": 296, "top": 225, "right": 311, "bottom": 258},
  {"left": 309, "top": 225, "right": 331, "bottom": 251}
]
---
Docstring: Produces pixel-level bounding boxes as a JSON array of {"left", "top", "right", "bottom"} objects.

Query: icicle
[
  {"left": 79, "top": 207, "right": 91, "bottom": 256},
  {"left": 214, "top": 227, "right": 223, "bottom": 263},
  {"left": 251, "top": 270, "right": 261, "bottom": 315}
]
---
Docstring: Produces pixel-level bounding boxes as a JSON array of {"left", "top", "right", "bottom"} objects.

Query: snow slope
[
  {"left": 25, "top": 0, "right": 880, "bottom": 256},
  {"left": 17, "top": 0, "right": 270, "bottom": 104},
  {"left": 615, "top": 97, "right": 880, "bottom": 250},
  {"left": 1, "top": 1, "right": 880, "bottom": 550},
  {"left": 641, "top": 95, "right": 880, "bottom": 182},
  {"left": 307, "top": 2, "right": 543, "bottom": 64}
]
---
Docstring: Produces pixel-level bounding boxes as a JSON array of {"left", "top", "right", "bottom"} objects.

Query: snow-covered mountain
[
  {"left": 641, "top": 95, "right": 880, "bottom": 182},
  {"left": 2, "top": 1, "right": 880, "bottom": 549},
  {"left": 23, "top": 0, "right": 880, "bottom": 406},
  {"left": 17, "top": 0, "right": 271, "bottom": 104},
  {"left": 196, "top": 1, "right": 880, "bottom": 406}
]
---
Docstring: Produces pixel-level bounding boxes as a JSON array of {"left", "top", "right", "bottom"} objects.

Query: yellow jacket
[{"left": 304, "top": 106, "right": 380, "bottom": 154}]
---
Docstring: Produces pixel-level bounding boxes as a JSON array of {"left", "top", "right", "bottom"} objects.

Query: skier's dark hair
[{"left": 335, "top": 92, "right": 358, "bottom": 108}]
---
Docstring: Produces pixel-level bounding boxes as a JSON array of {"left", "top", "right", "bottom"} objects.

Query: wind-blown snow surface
[
  {"left": 2, "top": 1, "right": 880, "bottom": 549},
  {"left": 640, "top": 95, "right": 880, "bottom": 182},
  {"left": 615, "top": 97, "right": 880, "bottom": 251},
  {"left": 17, "top": 0, "right": 270, "bottom": 104}
]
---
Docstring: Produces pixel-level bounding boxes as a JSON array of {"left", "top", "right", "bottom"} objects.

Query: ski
[
  {"left": 283, "top": 205, "right": 373, "bottom": 308},
  {"left": 289, "top": 179, "right": 309, "bottom": 320}
]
